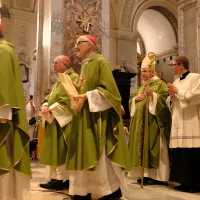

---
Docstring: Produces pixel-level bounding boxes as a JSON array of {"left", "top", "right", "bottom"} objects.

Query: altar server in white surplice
[{"left": 167, "top": 56, "right": 200, "bottom": 193}]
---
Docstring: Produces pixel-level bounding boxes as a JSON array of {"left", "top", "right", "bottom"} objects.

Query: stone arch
[
  {"left": 119, "top": 0, "right": 177, "bottom": 35},
  {"left": 131, "top": 0, "right": 177, "bottom": 36}
]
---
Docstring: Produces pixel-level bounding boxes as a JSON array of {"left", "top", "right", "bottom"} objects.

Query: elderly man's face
[
  {"left": 75, "top": 36, "right": 92, "bottom": 60},
  {"left": 53, "top": 56, "right": 66, "bottom": 74},
  {"left": 141, "top": 68, "right": 155, "bottom": 81}
]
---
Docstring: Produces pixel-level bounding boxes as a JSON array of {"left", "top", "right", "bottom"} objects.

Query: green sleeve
[{"left": 155, "top": 81, "right": 171, "bottom": 144}]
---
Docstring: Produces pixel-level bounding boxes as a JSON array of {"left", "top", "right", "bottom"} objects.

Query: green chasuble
[
  {"left": 0, "top": 39, "right": 31, "bottom": 176},
  {"left": 66, "top": 53, "right": 132, "bottom": 171},
  {"left": 128, "top": 78, "right": 171, "bottom": 169},
  {"left": 40, "top": 68, "right": 78, "bottom": 167}
]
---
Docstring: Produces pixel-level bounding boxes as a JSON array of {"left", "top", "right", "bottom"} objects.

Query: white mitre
[{"left": 141, "top": 52, "right": 156, "bottom": 71}]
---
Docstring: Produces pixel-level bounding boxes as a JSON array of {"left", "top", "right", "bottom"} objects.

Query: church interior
[{"left": 1, "top": 0, "right": 200, "bottom": 199}]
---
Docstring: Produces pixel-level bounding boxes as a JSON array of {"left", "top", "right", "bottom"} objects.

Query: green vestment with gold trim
[
  {"left": 128, "top": 79, "right": 171, "bottom": 169},
  {"left": 66, "top": 53, "right": 132, "bottom": 171},
  {"left": 40, "top": 68, "right": 78, "bottom": 167},
  {"left": 0, "top": 39, "right": 31, "bottom": 177}
]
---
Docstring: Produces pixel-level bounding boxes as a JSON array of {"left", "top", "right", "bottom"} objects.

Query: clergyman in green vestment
[
  {"left": 39, "top": 56, "right": 78, "bottom": 190},
  {"left": 0, "top": 24, "right": 31, "bottom": 200},
  {"left": 64, "top": 35, "right": 132, "bottom": 200},
  {"left": 128, "top": 52, "right": 171, "bottom": 184}
]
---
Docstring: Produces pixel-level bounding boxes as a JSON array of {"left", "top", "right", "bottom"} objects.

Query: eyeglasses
[
  {"left": 53, "top": 61, "right": 66, "bottom": 65},
  {"left": 169, "top": 63, "right": 181, "bottom": 67},
  {"left": 75, "top": 41, "right": 89, "bottom": 46}
]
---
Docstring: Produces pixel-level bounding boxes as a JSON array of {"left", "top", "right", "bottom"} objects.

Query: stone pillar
[
  {"left": 34, "top": 0, "right": 44, "bottom": 109},
  {"left": 102, "top": 0, "right": 110, "bottom": 61},
  {"left": 177, "top": 0, "right": 199, "bottom": 72},
  {"left": 117, "top": 31, "right": 137, "bottom": 73},
  {"left": 117, "top": 31, "right": 138, "bottom": 93},
  {"left": 35, "top": 0, "right": 65, "bottom": 109}
]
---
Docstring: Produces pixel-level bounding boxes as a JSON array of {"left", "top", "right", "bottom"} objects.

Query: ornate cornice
[
  {"left": 110, "top": 29, "right": 137, "bottom": 41},
  {"left": 156, "top": 47, "right": 178, "bottom": 60}
]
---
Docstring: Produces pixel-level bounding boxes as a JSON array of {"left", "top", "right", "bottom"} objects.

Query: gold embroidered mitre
[{"left": 141, "top": 52, "right": 156, "bottom": 70}]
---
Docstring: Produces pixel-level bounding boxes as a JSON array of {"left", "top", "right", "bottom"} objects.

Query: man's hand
[
  {"left": 41, "top": 105, "right": 51, "bottom": 115},
  {"left": 145, "top": 86, "right": 153, "bottom": 96},
  {"left": 167, "top": 83, "right": 178, "bottom": 98},
  {"left": 72, "top": 94, "right": 87, "bottom": 111},
  {"left": 135, "top": 93, "right": 146, "bottom": 102}
]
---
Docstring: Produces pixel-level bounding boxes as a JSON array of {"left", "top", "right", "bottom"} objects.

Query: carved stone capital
[{"left": 110, "top": 29, "right": 137, "bottom": 41}]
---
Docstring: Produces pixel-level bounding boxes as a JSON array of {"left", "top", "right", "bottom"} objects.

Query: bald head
[
  {"left": 75, "top": 35, "right": 96, "bottom": 61},
  {"left": 53, "top": 55, "right": 71, "bottom": 75},
  {"left": 77, "top": 35, "right": 96, "bottom": 46},
  {"left": 56, "top": 55, "right": 71, "bottom": 66}
]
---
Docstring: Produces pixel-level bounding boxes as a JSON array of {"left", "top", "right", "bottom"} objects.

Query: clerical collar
[
  {"left": 82, "top": 52, "right": 95, "bottom": 65},
  {"left": 180, "top": 70, "right": 190, "bottom": 80}
]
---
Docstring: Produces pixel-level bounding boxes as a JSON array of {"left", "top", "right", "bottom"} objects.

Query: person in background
[
  {"left": 128, "top": 52, "right": 171, "bottom": 185},
  {"left": 39, "top": 55, "right": 78, "bottom": 190},
  {"left": 24, "top": 92, "right": 36, "bottom": 156},
  {"left": 0, "top": 22, "right": 31, "bottom": 200},
  {"left": 167, "top": 56, "right": 200, "bottom": 193}
]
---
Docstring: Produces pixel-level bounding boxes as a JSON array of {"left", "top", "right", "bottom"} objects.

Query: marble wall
[
  {"left": 177, "top": 0, "right": 200, "bottom": 73},
  {"left": 63, "top": 0, "right": 102, "bottom": 73},
  {"left": 0, "top": 0, "right": 37, "bottom": 97}
]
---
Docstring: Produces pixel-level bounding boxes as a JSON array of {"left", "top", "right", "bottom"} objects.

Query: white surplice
[
  {"left": 167, "top": 73, "right": 200, "bottom": 148},
  {"left": 68, "top": 89, "right": 127, "bottom": 197}
]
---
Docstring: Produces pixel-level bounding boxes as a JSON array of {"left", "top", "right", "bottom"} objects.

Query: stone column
[
  {"left": 35, "top": 0, "right": 65, "bottom": 109},
  {"left": 177, "top": 0, "right": 199, "bottom": 72},
  {"left": 117, "top": 31, "right": 137, "bottom": 73},
  {"left": 34, "top": 0, "right": 44, "bottom": 109},
  {"left": 116, "top": 31, "right": 138, "bottom": 93},
  {"left": 102, "top": 0, "right": 110, "bottom": 61}
]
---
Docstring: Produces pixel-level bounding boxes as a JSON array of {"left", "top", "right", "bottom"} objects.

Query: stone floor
[{"left": 31, "top": 161, "right": 200, "bottom": 200}]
